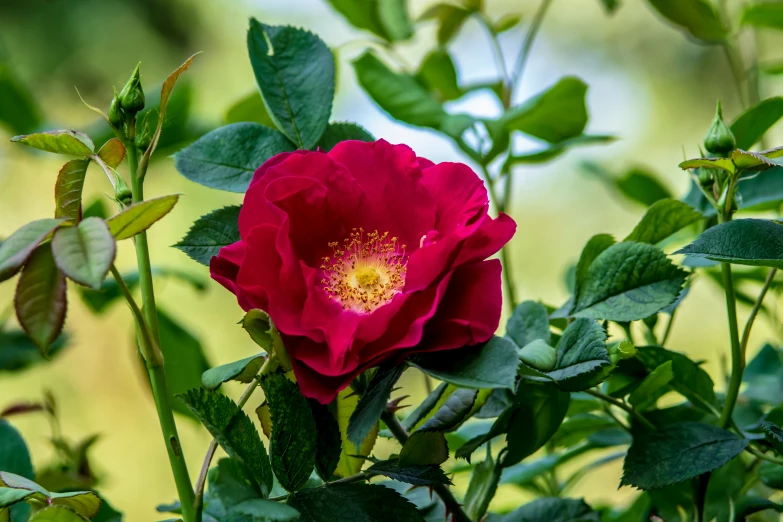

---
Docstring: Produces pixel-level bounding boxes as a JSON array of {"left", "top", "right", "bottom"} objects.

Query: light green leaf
[
  {"left": 621, "top": 421, "right": 747, "bottom": 489},
  {"left": 678, "top": 156, "right": 735, "bottom": 173},
  {"left": 399, "top": 431, "right": 449, "bottom": 467},
  {"left": 507, "top": 300, "right": 551, "bottom": 347},
  {"left": 416, "top": 50, "right": 462, "bottom": 102},
  {"left": 106, "top": 194, "right": 179, "bottom": 240},
  {"left": 636, "top": 346, "right": 717, "bottom": 414},
  {"left": 0, "top": 219, "right": 64, "bottom": 282},
  {"left": 676, "top": 219, "right": 783, "bottom": 269},
  {"left": 316, "top": 122, "right": 374, "bottom": 152},
  {"left": 52, "top": 218, "right": 115, "bottom": 290},
  {"left": 502, "top": 77, "right": 588, "bottom": 143},
  {"left": 572, "top": 242, "right": 687, "bottom": 321},
  {"left": 247, "top": 20, "right": 334, "bottom": 149},
  {"left": 14, "top": 244, "right": 67, "bottom": 354},
  {"left": 54, "top": 160, "right": 90, "bottom": 222},
  {"left": 742, "top": 3, "right": 783, "bottom": 31},
  {"left": 174, "top": 206, "right": 241, "bottom": 266},
  {"left": 11, "top": 130, "right": 94, "bottom": 156},
  {"left": 334, "top": 388, "right": 378, "bottom": 477},
  {"left": 352, "top": 51, "right": 447, "bottom": 129},
  {"left": 463, "top": 453, "right": 498, "bottom": 520},
  {"left": 628, "top": 361, "right": 674, "bottom": 411},
  {"left": 646, "top": 0, "right": 727, "bottom": 43},
  {"left": 29, "top": 506, "right": 90, "bottom": 522},
  {"left": 327, "top": 0, "right": 411, "bottom": 42},
  {"left": 731, "top": 97, "right": 783, "bottom": 149},
  {"left": 518, "top": 340, "right": 557, "bottom": 372},
  {"left": 507, "top": 135, "right": 615, "bottom": 165},
  {"left": 201, "top": 355, "right": 265, "bottom": 391},
  {"left": 174, "top": 123, "right": 295, "bottom": 192},
  {"left": 625, "top": 198, "right": 702, "bottom": 245},
  {"left": 420, "top": 4, "right": 472, "bottom": 45}
]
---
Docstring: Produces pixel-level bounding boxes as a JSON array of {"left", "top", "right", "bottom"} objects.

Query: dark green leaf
[
  {"left": 352, "top": 51, "right": 447, "bottom": 129},
  {"left": 548, "top": 318, "right": 610, "bottom": 391},
  {"left": 494, "top": 497, "right": 599, "bottom": 522},
  {"left": 52, "top": 218, "right": 115, "bottom": 290},
  {"left": 742, "top": 3, "right": 783, "bottom": 31},
  {"left": 224, "top": 91, "right": 276, "bottom": 128},
  {"left": 625, "top": 199, "right": 702, "bottom": 245},
  {"left": 316, "top": 122, "right": 374, "bottom": 152},
  {"left": 0, "top": 330, "right": 67, "bottom": 373},
  {"left": 416, "top": 50, "right": 461, "bottom": 102},
  {"left": 646, "top": 0, "right": 727, "bottom": 43},
  {"left": 677, "top": 219, "right": 783, "bottom": 269},
  {"left": 15, "top": 243, "right": 67, "bottom": 354},
  {"left": 502, "top": 77, "right": 588, "bottom": 144},
  {"left": 402, "top": 382, "right": 448, "bottom": 431},
  {"left": 0, "top": 421, "right": 34, "bottom": 489},
  {"left": 377, "top": 0, "right": 414, "bottom": 41},
  {"left": 418, "top": 388, "right": 477, "bottom": 432},
  {"left": 207, "top": 458, "right": 261, "bottom": 508},
  {"left": 261, "top": 373, "right": 317, "bottom": 492},
  {"left": 175, "top": 123, "right": 295, "bottom": 192},
  {"left": 464, "top": 453, "right": 498, "bottom": 520},
  {"left": 287, "top": 483, "right": 424, "bottom": 522},
  {"left": 572, "top": 242, "right": 687, "bottom": 321},
  {"left": 232, "top": 499, "right": 300, "bottom": 521},
  {"left": 599, "top": 0, "right": 621, "bottom": 14},
  {"left": 106, "top": 195, "right": 180, "bottom": 240},
  {"left": 566, "top": 233, "right": 616, "bottom": 316},
  {"left": 201, "top": 355, "right": 265, "bottom": 391},
  {"left": 412, "top": 336, "right": 518, "bottom": 389},
  {"left": 247, "top": 20, "right": 334, "bottom": 149},
  {"left": 503, "top": 381, "right": 570, "bottom": 466},
  {"left": 174, "top": 206, "right": 241, "bottom": 266},
  {"left": 347, "top": 364, "right": 404, "bottom": 447},
  {"left": 54, "top": 160, "right": 90, "bottom": 222},
  {"left": 636, "top": 346, "right": 717, "bottom": 414},
  {"left": 420, "top": 4, "right": 472, "bottom": 46},
  {"left": 507, "top": 300, "right": 551, "bottom": 347},
  {"left": 399, "top": 431, "right": 449, "bottom": 467},
  {"left": 366, "top": 458, "right": 451, "bottom": 485},
  {"left": 760, "top": 460, "right": 783, "bottom": 489},
  {"left": 621, "top": 421, "right": 747, "bottom": 489},
  {"left": 0, "top": 219, "right": 64, "bottom": 282},
  {"left": 731, "top": 97, "right": 783, "bottom": 149},
  {"left": 762, "top": 421, "right": 783, "bottom": 454},
  {"left": 180, "top": 388, "right": 273, "bottom": 496},
  {"left": 584, "top": 163, "right": 673, "bottom": 207},
  {"left": 0, "top": 62, "right": 41, "bottom": 134},
  {"left": 327, "top": 0, "right": 411, "bottom": 42},
  {"left": 308, "top": 400, "right": 342, "bottom": 481},
  {"left": 551, "top": 413, "right": 616, "bottom": 447},
  {"left": 11, "top": 130, "right": 94, "bottom": 156},
  {"left": 628, "top": 361, "right": 674, "bottom": 411}
]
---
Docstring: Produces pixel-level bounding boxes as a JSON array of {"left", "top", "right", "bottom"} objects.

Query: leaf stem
[
  {"left": 740, "top": 268, "right": 776, "bottom": 358},
  {"left": 476, "top": 13, "right": 511, "bottom": 108},
  {"left": 718, "top": 260, "right": 743, "bottom": 429},
  {"left": 510, "top": 0, "right": 554, "bottom": 94},
  {"left": 584, "top": 389, "right": 656, "bottom": 431},
  {"left": 380, "top": 410, "right": 473, "bottom": 522},
  {"left": 692, "top": 472, "right": 711, "bottom": 522},
  {"left": 746, "top": 444, "right": 783, "bottom": 466},
  {"left": 661, "top": 309, "right": 677, "bottom": 347}
]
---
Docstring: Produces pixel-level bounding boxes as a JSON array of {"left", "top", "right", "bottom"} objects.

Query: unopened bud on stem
[
  {"left": 704, "top": 100, "right": 736, "bottom": 155},
  {"left": 118, "top": 63, "right": 145, "bottom": 115}
]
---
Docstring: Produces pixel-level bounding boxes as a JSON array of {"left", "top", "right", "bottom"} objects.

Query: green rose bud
[
  {"left": 703, "top": 100, "right": 736, "bottom": 155},
  {"left": 608, "top": 340, "right": 636, "bottom": 365},
  {"left": 108, "top": 93, "right": 123, "bottom": 128},
  {"left": 118, "top": 63, "right": 145, "bottom": 115},
  {"left": 135, "top": 125, "right": 151, "bottom": 151}
]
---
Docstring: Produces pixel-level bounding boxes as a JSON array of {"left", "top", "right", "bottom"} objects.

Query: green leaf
[
  {"left": 402, "top": 382, "right": 449, "bottom": 431},
  {"left": 232, "top": 499, "right": 300, "bottom": 521},
  {"left": 97, "top": 138, "right": 125, "bottom": 169},
  {"left": 636, "top": 346, "right": 717, "bottom": 414},
  {"left": 731, "top": 97, "right": 783, "bottom": 149},
  {"left": 347, "top": 365, "right": 404, "bottom": 447},
  {"left": 736, "top": 497, "right": 783, "bottom": 519},
  {"left": 417, "top": 388, "right": 477, "bottom": 432},
  {"left": 247, "top": 20, "right": 334, "bottom": 149},
  {"left": 0, "top": 421, "right": 34, "bottom": 489},
  {"left": 567, "top": 233, "right": 616, "bottom": 315},
  {"left": 624, "top": 199, "right": 702, "bottom": 245},
  {"left": 518, "top": 339, "right": 558, "bottom": 372},
  {"left": 646, "top": 0, "right": 727, "bottom": 43},
  {"left": 399, "top": 431, "right": 449, "bottom": 467},
  {"left": 551, "top": 413, "right": 617, "bottom": 447},
  {"left": 411, "top": 336, "right": 518, "bottom": 389},
  {"left": 494, "top": 497, "right": 600, "bottom": 522},
  {"left": 51, "top": 218, "right": 115, "bottom": 290},
  {"left": 334, "top": 389, "right": 379, "bottom": 477},
  {"left": 11, "top": 130, "right": 94, "bottom": 156},
  {"left": 365, "top": 458, "right": 451, "bottom": 485},
  {"left": 502, "top": 77, "right": 588, "bottom": 144},
  {"left": 548, "top": 318, "right": 610, "bottom": 391},
  {"left": 287, "top": 483, "right": 424, "bottom": 522},
  {"left": 201, "top": 355, "right": 265, "bottom": 391},
  {"left": 377, "top": 0, "right": 414, "bottom": 41},
  {"left": 308, "top": 400, "right": 342, "bottom": 481},
  {"left": 762, "top": 421, "right": 783, "bottom": 454},
  {"left": 0, "top": 62, "right": 41, "bottom": 134},
  {"left": 174, "top": 206, "right": 241, "bottom": 266},
  {"left": 420, "top": 4, "right": 472, "bottom": 45},
  {"left": 572, "top": 242, "right": 687, "bottom": 322},
  {"left": 106, "top": 195, "right": 179, "bottom": 240},
  {"left": 0, "top": 472, "right": 100, "bottom": 518},
  {"left": 507, "top": 135, "right": 615, "bottom": 165},
  {"left": 507, "top": 300, "right": 551, "bottom": 347},
  {"left": 261, "top": 374, "right": 317, "bottom": 492},
  {"left": 241, "top": 309, "right": 273, "bottom": 350},
  {"left": 174, "top": 123, "right": 295, "bottom": 192},
  {"left": 742, "top": 2, "right": 783, "bottom": 31},
  {"left": 157, "top": 309, "right": 211, "bottom": 418},
  {"left": 224, "top": 91, "right": 276, "bottom": 128},
  {"left": 54, "top": 160, "right": 90, "bottom": 222},
  {"left": 14, "top": 243, "right": 67, "bottom": 354},
  {"left": 327, "top": 0, "right": 411, "bottom": 42},
  {"left": 502, "top": 381, "right": 570, "bottom": 466},
  {"left": 146, "top": 54, "right": 197, "bottom": 159},
  {"left": 0, "top": 330, "right": 67, "bottom": 373},
  {"left": 599, "top": 0, "right": 620, "bottom": 15},
  {"left": 208, "top": 457, "right": 262, "bottom": 507},
  {"left": 677, "top": 219, "right": 783, "bottom": 269},
  {"left": 316, "top": 122, "right": 374, "bottom": 152},
  {"left": 628, "top": 361, "right": 674, "bottom": 411},
  {"left": 0, "top": 219, "right": 64, "bottom": 282},
  {"left": 678, "top": 156, "right": 735, "bottom": 174},
  {"left": 180, "top": 388, "right": 273, "bottom": 496},
  {"left": 28, "top": 506, "right": 90, "bottom": 522},
  {"left": 464, "top": 453, "right": 499, "bottom": 520},
  {"left": 621, "top": 421, "right": 747, "bottom": 489},
  {"left": 0, "top": 487, "right": 34, "bottom": 508},
  {"left": 416, "top": 50, "right": 461, "bottom": 102},
  {"left": 352, "top": 51, "right": 447, "bottom": 129}
]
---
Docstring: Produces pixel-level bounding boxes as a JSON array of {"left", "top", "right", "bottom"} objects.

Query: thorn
[{"left": 386, "top": 396, "right": 410, "bottom": 413}]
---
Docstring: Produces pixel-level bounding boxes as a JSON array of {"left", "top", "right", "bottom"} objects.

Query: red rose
[{"left": 211, "top": 140, "right": 516, "bottom": 403}]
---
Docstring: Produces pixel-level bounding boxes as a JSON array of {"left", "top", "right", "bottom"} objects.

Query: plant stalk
[
  {"left": 511, "top": 0, "right": 554, "bottom": 95},
  {"left": 584, "top": 389, "right": 656, "bottom": 431},
  {"left": 718, "top": 261, "right": 743, "bottom": 429},
  {"left": 740, "top": 268, "right": 776, "bottom": 357},
  {"left": 380, "top": 410, "right": 473, "bottom": 522}
]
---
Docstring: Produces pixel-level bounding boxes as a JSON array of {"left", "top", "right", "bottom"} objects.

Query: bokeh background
[{"left": 1, "top": 0, "right": 780, "bottom": 519}]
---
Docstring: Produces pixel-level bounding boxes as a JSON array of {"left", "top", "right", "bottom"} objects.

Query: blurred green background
[{"left": 1, "top": 0, "right": 781, "bottom": 519}]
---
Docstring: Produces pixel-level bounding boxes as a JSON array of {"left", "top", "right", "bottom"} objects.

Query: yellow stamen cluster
[{"left": 321, "top": 228, "right": 407, "bottom": 313}]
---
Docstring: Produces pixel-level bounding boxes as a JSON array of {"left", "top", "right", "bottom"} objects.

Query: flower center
[{"left": 320, "top": 228, "right": 407, "bottom": 313}]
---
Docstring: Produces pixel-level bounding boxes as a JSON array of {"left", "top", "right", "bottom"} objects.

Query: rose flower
[{"left": 211, "top": 140, "right": 516, "bottom": 403}]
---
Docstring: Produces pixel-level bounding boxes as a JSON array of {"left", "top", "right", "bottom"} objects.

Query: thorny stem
[
  {"left": 380, "top": 410, "right": 473, "bottom": 522},
  {"left": 584, "top": 389, "right": 657, "bottom": 431}
]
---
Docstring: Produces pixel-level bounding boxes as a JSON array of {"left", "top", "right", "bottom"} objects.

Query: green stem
[
  {"left": 718, "top": 260, "right": 743, "bottom": 429},
  {"left": 380, "top": 411, "right": 473, "bottom": 522},
  {"left": 661, "top": 308, "right": 677, "bottom": 347},
  {"left": 510, "top": 0, "right": 554, "bottom": 93},
  {"left": 741, "top": 268, "right": 776, "bottom": 357},
  {"left": 123, "top": 119, "right": 196, "bottom": 522},
  {"left": 746, "top": 444, "right": 783, "bottom": 466},
  {"left": 693, "top": 473, "right": 710, "bottom": 522},
  {"left": 476, "top": 13, "right": 511, "bottom": 108},
  {"left": 584, "top": 389, "right": 656, "bottom": 431}
]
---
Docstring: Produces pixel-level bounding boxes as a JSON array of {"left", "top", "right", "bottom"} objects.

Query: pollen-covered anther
[{"left": 321, "top": 228, "right": 408, "bottom": 312}]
